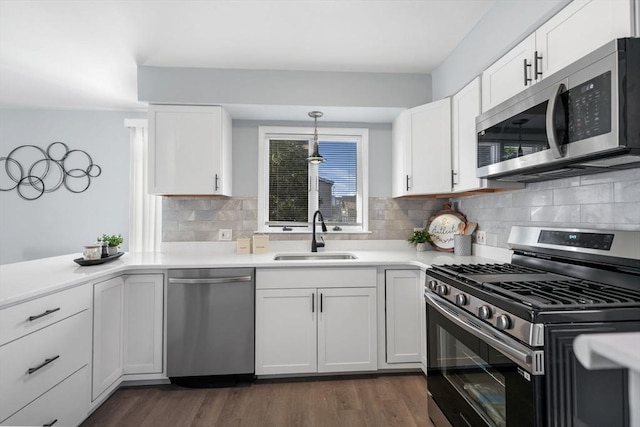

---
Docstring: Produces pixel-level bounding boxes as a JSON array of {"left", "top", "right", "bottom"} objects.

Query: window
[{"left": 258, "top": 126, "right": 368, "bottom": 233}]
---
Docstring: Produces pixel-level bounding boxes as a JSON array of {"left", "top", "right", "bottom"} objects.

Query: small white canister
[{"left": 83, "top": 245, "right": 102, "bottom": 260}]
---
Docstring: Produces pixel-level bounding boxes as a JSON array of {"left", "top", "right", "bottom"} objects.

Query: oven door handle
[{"left": 425, "top": 292, "right": 541, "bottom": 374}]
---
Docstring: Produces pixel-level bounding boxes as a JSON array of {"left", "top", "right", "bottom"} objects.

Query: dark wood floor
[{"left": 82, "top": 373, "right": 434, "bottom": 427}]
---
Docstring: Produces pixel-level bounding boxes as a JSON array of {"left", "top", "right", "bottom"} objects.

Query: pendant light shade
[{"left": 307, "top": 111, "right": 325, "bottom": 164}]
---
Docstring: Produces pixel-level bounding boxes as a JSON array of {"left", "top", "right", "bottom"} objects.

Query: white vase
[
  {"left": 107, "top": 246, "right": 118, "bottom": 256},
  {"left": 416, "top": 242, "right": 427, "bottom": 252}
]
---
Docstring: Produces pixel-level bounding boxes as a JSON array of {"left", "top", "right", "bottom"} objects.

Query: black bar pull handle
[
  {"left": 406, "top": 175, "right": 410, "bottom": 191},
  {"left": 320, "top": 293, "right": 323, "bottom": 313},
  {"left": 534, "top": 51, "right": 543, "bottom": 80},
  {"left": 523, "top": 59, "right": 532, "bottom": 86},
  {"left": 43, "top": 419, "right": 58, "bottom": 427},
  {"left": 312, "top": 293, "right": 315, "bottom": 313},
  {"left": 28, "top": 307, "right": 60, "bottom": 321},
  {"left": 214, "top": 174, "right": 220, "bottom": 191},
  {"left": 28, "top": 355, "right": 60, "bottom": 375}
]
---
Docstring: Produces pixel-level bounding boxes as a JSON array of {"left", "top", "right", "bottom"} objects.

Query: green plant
[
  {"left": 100, "top": 234, "right": 124, "bottom": 247},
  {"left": 407, "top": 229, "right": 431, "bottom": 245}
]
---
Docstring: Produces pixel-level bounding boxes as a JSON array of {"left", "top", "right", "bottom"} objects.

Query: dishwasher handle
[{"left": 168, "top": 276, "right": 252, "bottom": 285}]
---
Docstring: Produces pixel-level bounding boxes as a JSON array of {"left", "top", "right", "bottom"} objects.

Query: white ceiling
[{"left": 0, "top": 0, "right": 496, "bottom": 115}]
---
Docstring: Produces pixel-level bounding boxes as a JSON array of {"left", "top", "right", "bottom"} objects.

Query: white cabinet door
[
  {"left": 255, "top": 289, "right": 317, "bottom": 375},
  {"left": 385, "top": 270, "right": 422, "bottom": 364},
  {"left": 452, "top": 77, "right": 482, "bottom": 193},
  {"left": 92, "top": 276, "right": 124, "bottom": 400},
  {"left": 123, "top": 274, "right": 163, "bottom": 375},
  {"left": 317, "top": 287, "right": 377, "bottom": 373},
  {"left": 391, "top": 110, "right": 411, "bottom": 197},
  {"left": 482, "top": 34, "right": 536, "bottom": 112},
  {"left": 148, "top": 105, "right": 232, "bottom": 196},
  {"left": 409, "top": 98, "right": 452, "bottom": 195},
  {"left": 392, "top": 99, "right": 452, "bottom": 197},
  {"left": 536, "top": 0, "right": 633, "bottom": 79}
]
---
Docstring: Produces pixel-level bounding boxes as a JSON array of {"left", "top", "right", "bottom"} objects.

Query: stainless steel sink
[{"left": 273, "top": 253, "right": 358, "bottom": 261}]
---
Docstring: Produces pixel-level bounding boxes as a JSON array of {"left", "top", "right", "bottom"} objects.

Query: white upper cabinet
[
  {"left": 452, "top": 77, "right": 483, "bottom": 193},
  {"left": 452, "top": 78, "right": 523, "bottom": 193},
  {"left": 535, "top": 0, "right": 634, "bottom": 78},
  {"left": 482, "top": 0, "right": 633, "bottom": 112},
  {"left": 481, "top": 34, "right": 537, "bottom": 112},
  {"left": 148, "top": 105, "right": 232, "bottom": 196},
  {"left": 392, "top": 98, "right": 452, "bottom": 197}
]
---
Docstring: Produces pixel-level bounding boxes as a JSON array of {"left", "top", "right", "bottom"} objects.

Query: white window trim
[{"left": 257, "top": 125, "right": 369, "bottom": 234}]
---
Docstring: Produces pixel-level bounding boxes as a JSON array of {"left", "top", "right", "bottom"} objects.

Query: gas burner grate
[
  {"left": 485, "top": 279, "right": 640, "bottom": 309},
  {"left": 433, "top": 263, "right": 543, "bottom": 276}
]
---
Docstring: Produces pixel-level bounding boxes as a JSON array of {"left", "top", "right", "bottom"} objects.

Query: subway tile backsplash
[
  {"left": 162, "top": 197, "right": 443, "bottom": 242},
  {"left": 162, "top": 169, "right": 640, "bottom": 249},
  {"left": 453, "top": 168, "right": 640, "bottom": 249}
]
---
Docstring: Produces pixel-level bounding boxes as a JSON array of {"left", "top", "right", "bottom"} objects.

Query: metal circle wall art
[{"left": 0, "top": 142, "right": 102, "bottom": 200}]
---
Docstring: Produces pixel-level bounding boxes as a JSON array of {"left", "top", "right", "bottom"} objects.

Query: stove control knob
[
  {"left": 437, "top": 284, "right": 449, "bottom": 296},
  {"left": 428, "top": 280, "right": 438, "bottom": 292},
  {"left": 496, "top": 314, "right": 511, "bottom": 330},
  {"left": 478, "top": 305, "right": 493, "bottom": 320},
  {"left": 455, "top": 294, "right": 468, "bottom": 306}
]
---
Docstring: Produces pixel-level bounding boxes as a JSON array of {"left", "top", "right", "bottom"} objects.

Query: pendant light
[{"left": 307, "top": 111, "right": 325, "bottom": 164}]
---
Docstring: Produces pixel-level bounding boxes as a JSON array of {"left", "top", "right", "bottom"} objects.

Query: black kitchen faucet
[{"left": 311, "top": 210, "right": 327, "bottom": 252}]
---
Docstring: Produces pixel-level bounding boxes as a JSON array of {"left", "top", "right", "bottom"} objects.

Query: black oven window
[{"left": 437, "top": 325, "right": 507, "bottom": 427}]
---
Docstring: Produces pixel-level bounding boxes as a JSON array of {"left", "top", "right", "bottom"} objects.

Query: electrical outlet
[
  {"left": 476, "top": 230, "right": 487, "bottom": 245},
  {"left": 219, "top": 229, "right": 232, "bottom": 241}
]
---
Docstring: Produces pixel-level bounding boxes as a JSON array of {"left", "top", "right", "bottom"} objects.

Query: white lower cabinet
[
  {"left": 92, "top": 273, "right": 164, "bottom": 401},
  {"left": 255, "top": 289, "right": 317, "bottom": 375},
  {"left": 0, "top": 284, "right": 91, "bottom": 425},
  {"left": 256, "top": 287, "right": 377, "bottom": 375},
  {"left": 92, "top": 276, "right": 124, "bottom": 400},
  {"left": 385, "top": 270, "right": 422, "bottom": 364},
  {"left": 255, "top": 268, "right": 377, "bottom": 376},
  {"left": 2, "top": 365, "right": 89, "bottom": 427},
  {"left": 317, "top": 287, "right": 377, "bottom": 373},
  {"left": 123, "top": 274, "right": 164, "bottom": 375}
]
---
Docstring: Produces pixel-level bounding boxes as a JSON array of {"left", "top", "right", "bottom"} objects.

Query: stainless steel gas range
[{"left": 425, "top": 226, "right": 640, "bottom": 427}]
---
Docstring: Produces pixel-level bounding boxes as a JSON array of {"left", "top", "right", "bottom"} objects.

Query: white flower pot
[{"left": 416, "top": 243, "right": 427, "bottom": 252}]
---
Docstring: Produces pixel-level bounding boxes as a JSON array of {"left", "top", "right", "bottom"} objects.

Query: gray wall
[
  {"left": 0, "top": 109, "right": 143, "bottom": 264},
  {"left": 431, "top": 0, "right": 570, "bottom": 99},
  {"left": 139, "top": 67, "right": 432, "bottom": 110}
]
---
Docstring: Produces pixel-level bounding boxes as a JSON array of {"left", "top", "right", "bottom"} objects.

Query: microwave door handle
[
  {"left": 546, "top": 82, "right": 567, "bottom": 159},
  {"left": 425, "top": 292, "right": 534, "bottom": 372}
]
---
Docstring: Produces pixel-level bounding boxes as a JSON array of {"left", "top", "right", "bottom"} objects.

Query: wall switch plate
[
  {"left": 414, "top": 227, "right": 423, "bottom": 232},
  {"left": 219, "top": 229, "right": 232, "bottom": 241},
  {"left": 476, "top": 230, "right": 487, "bottom": 245}
]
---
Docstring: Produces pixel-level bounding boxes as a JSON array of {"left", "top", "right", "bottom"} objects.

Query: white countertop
[
  {"left": 574, "top": 332, "right": 640, "bottom": 427},
  {"left": 0, "top": 244, "right": 505, "bottom": 308},
  {"left": 574, "top": 332, "right": 640, "bottom": 374}
]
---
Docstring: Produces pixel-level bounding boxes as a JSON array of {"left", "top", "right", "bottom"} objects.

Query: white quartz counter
[
  {"left": 0, "top": 245, "right": 505, "bottom": 308},
  {"left": 574, "top": 332, "right": 640, "bottom": 427}
]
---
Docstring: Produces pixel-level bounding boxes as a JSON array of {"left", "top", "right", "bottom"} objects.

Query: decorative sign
[
  {"left": 0, "top": 142, "right": 101, "bottom": 200},
  {"left": 426, "top": 203, "right": 467, "bottom": 252}
]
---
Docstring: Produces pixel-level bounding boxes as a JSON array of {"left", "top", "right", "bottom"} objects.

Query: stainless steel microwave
[{"left": 476, "top": 38, "right": 640, "bottom": 182}]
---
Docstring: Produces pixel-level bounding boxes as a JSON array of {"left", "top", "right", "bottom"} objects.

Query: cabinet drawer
[
  {"left": 1, "top": 365, "right": 89, "bottom": 426},
  {"left": 0, "top": 284, "right": 91, "bottom": 346},
  {"left": 256, "top": 267, "right": 376, "bottom": 289},
  {"left": 0, "top": 310, "right": 91, "bottom": 421}
]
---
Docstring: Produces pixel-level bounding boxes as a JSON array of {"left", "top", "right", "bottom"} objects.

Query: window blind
[{"left": 268, "top": 139, "right": 308, "bottom": 223}]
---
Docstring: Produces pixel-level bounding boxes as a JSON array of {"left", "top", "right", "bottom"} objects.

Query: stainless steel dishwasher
[{"left": 167, "top": 268, "right": 254, "bottom": 383}]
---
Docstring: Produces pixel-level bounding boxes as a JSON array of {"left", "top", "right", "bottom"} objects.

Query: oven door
[{"left": 425, "top": 292, "right": 544, "bottom": 427}]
